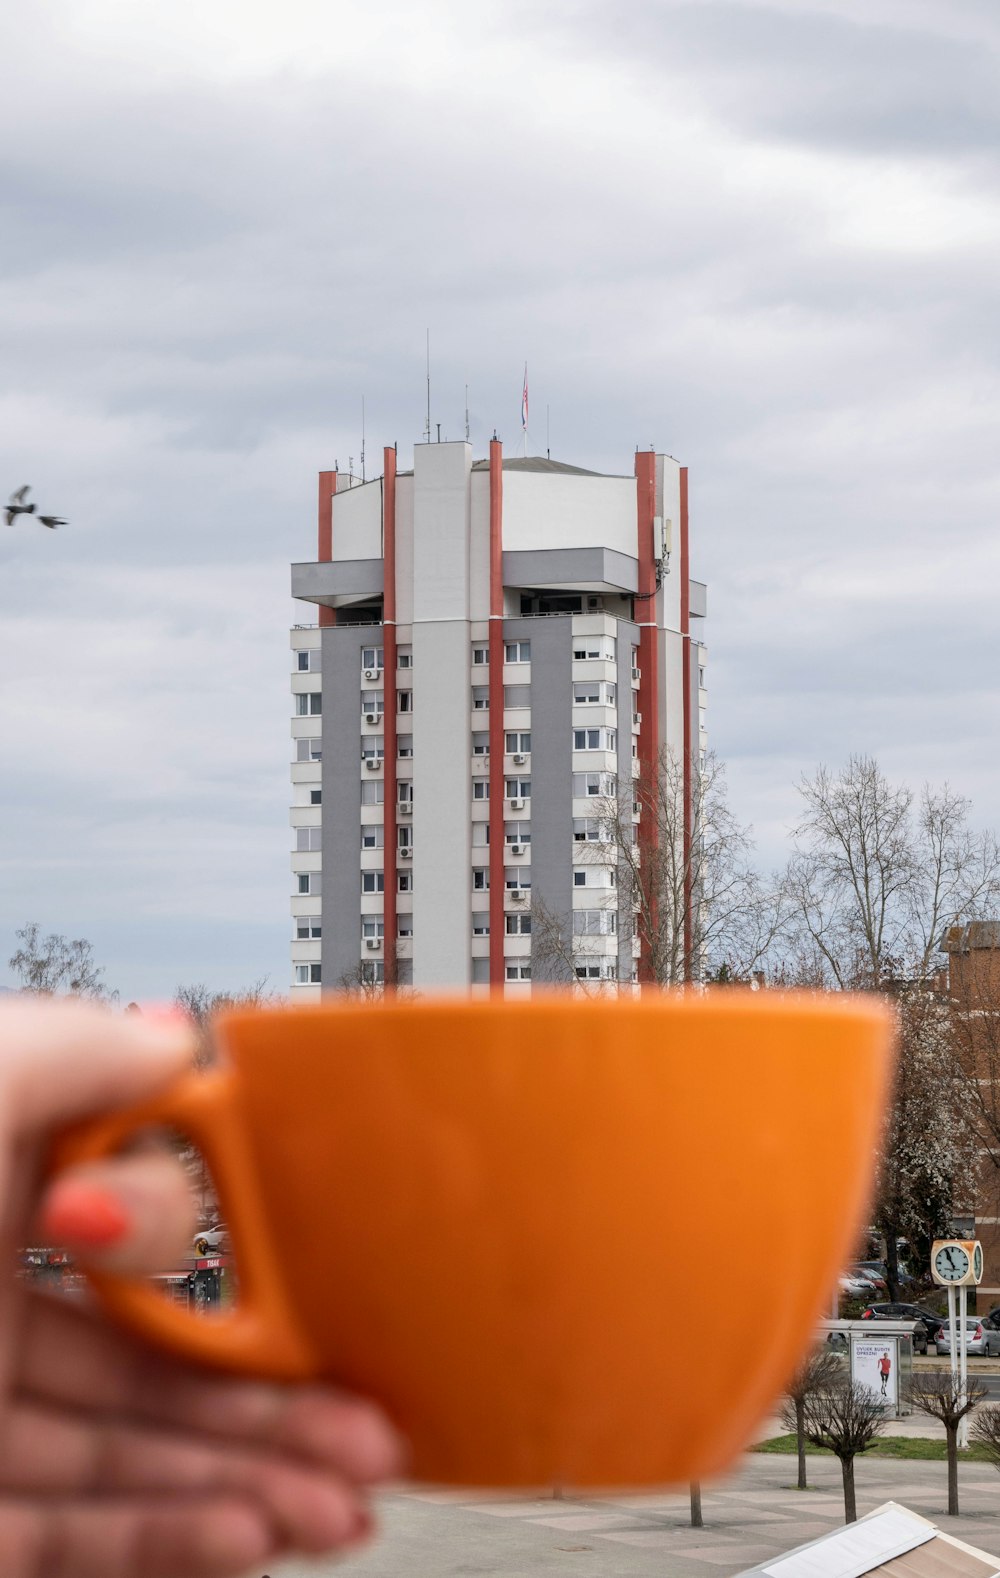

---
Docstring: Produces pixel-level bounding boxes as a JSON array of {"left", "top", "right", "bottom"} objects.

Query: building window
[
  {"left": 572, "top": 909, "right": 617, "bottom": 935},
  {"left": 361, "top": 826, "right": 384, "bottom": 850},
  {"left": 297, "top": 873, "right": 318, "bottom": 895},
  {"left": 473, "top": 868, "right": 490, "bottom": 891},
  {"left": 505, "top": 778, "right": 531, "bottom": 800},
  {"left": 398, "top": 646, "right": 413, "bottom": 669},
  {"left": 295, "top": 828, "right": 322, "bottom": 851},
  {"left": 295, "top": 963, "right": 322, "bottom": 984},
  {"left": 472, "top": 686, "right": 490, "bottom": 710},
  {"left": 505, "top": 823, "right": 530, "bottom": 844},
  {"left": 505, "top": 868, "right": 531, "bottom": 890},
  {"left": 573, "top": 637, "right": 616, "bottom": 660},
  {"left": 309, "top": 788, "right": 322, "bottom": 805},
  {"left": 397, "top": 914, "right": 413, "bottom": 937},
  {"left": 572, "top": 772, "right": 616, "bottom": 798},
  {"left": 472, "top": 823, "right": 490, "bottom": 847},
  {"left": 398, "top": 782, "right": 413, "bottom": 807},
  {"left": 574, "top": 870, "right": 586, "bottom": 886},
  {"left": 505, "top": 731, "right": 531, "bottom": 752},
  {"left": 505, "top": 914, "right": 531, "bottom": 935},
  {"left": 397, "top": 690, "right": 413, "bottom": 713},
  {"left": 398, "top": 871, "right": 413, "bottom": 893},
  {"left": 503, "top": 684, "right": 530, "bottom": 708},
  {"left": 398, "top": 733, "right": 413, "bottom": 758},
  {"left": 361, "top": 691, "right": 383, "bottom": 717},
  {"left": 361, "top": 917, "right": 385, "bottom": 939},
  {"left": 573, "top": 818, "right": 607, "bottom": 841},
  {"left": 505, "top": 641, "right": 531, "bottom": 663},
  {"left": 295, "top": 692, "right": 322, "bottom": 716},
  {"left": 361, "top": 646, "right": 384, "bottom": 671},
  {"left": 361, "top": 960, "right": 385, "bottom": 986},
  {"left": 361, "top": 780, "right": 385, "bottom": 805},
  {"left": 361, "top": 872, "right": 385, "bottom": 894},
  {"left": 398, "top": 826, "right": 412, "bottom": 851},
  {"left": 295, "top": 649, "right": 321, "bottom": 672},
  {"left": 472, "top": 915, "right": 490, "bottom": 935},
  {"left": 573, "top": 728, "right": 617, "bottom": 751},
  {"left": 575, "top": 962, "right": 616, "bottom": 981},
  {"left": 294, "top": 916, "right": 322, "bottom": 939},
  {"left": 472, "top": 646, "right": 489, "bottom": 666},
  {"left": 295, "top": 738, "right": 322, "bottom": 762},
  {"left": 573, "top": 681, "right": 616, "bottom": 705},
  {"left": 361, "top": 736, "right": 385, "bottom": 761},
  {"left": 472, "top": 732, "right": 489, "bottom": 756},
  {"left": 472, "top": 780, "right": 489, "bottom": 800},
  {"left": 471, "top": 958, "right": 490, "bottom": 984},
  {"left": 505, "top": 964, "right": 532, "bottom": 981}
]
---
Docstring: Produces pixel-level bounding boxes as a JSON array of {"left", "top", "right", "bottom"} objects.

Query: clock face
[
  {"left": 934, "top": 1244, "right": 971, "bottom": 1282},
  {"left": 974, "top": 1243, "right": 984, "bottom": 1281}
]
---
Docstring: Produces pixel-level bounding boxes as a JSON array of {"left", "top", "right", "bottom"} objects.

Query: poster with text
[{"left": 852, "top": 1339, "right": 897, "bottom": 1407}]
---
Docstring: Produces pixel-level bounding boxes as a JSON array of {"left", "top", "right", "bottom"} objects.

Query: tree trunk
[
  {"left": 690, "top": 1483, "right": 703, "bottom": 1528},
  {"left": 840, "top": 1455, "right": 857, "bottom": 1523},
  {"left": 886, "top": 1231, "right": 900, "bottom": 1301},
  {"left": 946, "top": 1427, "right": 959, "bottom": 1517},
  {"left": 796, "top": 1399, "right": 807, "bottom": 1490}
]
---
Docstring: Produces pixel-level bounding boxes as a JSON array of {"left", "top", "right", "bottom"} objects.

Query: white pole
[
  {"left": 952, "top": 1287, "right": 958, "bottom": 1445},
  {"left": 948, "top": 1284, "right": 958, "bottom": 1390}
]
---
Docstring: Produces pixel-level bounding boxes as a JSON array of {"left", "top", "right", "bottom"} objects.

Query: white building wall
[
  {"left": 394, "top": 475, "right": 414, "bottom": 626},
  {"left": 502, "top": 473, "right": 635, "bottom": 555},
  {"left": 468, "top": 471, "right": 492, "bottom": 623},
  {"left": 329, "top": 478, "right": 382, "bottom": 562}
]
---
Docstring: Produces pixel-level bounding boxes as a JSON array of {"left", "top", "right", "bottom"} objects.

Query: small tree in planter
[
  {"left": 910, "top": 1372, "right": 988, "bottom": 1516},
  {"left": 800, "top": 1379, "right": 886, "bottom": 1522},
  {"left": 781, "top": 1347, "right": 849, "bottom": 1490}
]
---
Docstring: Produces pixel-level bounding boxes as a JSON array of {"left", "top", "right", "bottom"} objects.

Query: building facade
[{"left": 290, "top": 440, "right": 707, "bottom": 997}]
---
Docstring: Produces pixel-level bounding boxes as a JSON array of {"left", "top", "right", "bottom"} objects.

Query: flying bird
[{"left": 6, "top": 486, "right": 68, "bottom": 528}]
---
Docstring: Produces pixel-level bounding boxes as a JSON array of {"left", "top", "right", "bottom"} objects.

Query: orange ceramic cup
[{"left": 49, "top": 991, "right": 894, "bottom": 1488}]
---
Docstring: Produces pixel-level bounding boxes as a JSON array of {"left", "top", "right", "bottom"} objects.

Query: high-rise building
[{"left": 290, "top": 439, "right": 706, "bottom": 997}]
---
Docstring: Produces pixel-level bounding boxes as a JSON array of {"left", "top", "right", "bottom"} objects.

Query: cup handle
[{"left": 46, "top": 1068, "right": 316, "bottom": 1381}]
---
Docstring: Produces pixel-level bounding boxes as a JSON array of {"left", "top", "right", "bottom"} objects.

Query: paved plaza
[{"left": 270, "top": 1447, "right": 1000, "bottom": 1578}]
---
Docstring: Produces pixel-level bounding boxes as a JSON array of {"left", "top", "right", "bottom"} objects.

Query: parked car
[
  {"left": 982, "top": 1307, "right": 1000, "bottom": 1331},
  {"left": 858, "top": 1303, "right": 930, "bottom": 1353},
  {"left": 193, "top": 1223, "right": 227, "bottom": 1256},
  {"left": 840, "top": 1273, "right": 876, "bottom": 1299},
  {"left": 851, "top": 1262, "right": 888, "bottom": 1292},
  {"left": 934, "top": 1317, "right": 1000, "bottom": 1358}
]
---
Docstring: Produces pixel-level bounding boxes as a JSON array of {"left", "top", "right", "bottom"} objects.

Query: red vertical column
[
  {"left": 317, "top": 470, "right": 336, "bottom": 628},
  {"left": 679, "top": 467, "right": 693, "bottom": 981},
  {"left": 635, "top": 450, "right": 660, "bottom": 986},
  {"left": 488, "top": 439, "right": 505, "bottom": 992},
  {"left": 382, "top": 448, "right": 398, "bottom": 987}
]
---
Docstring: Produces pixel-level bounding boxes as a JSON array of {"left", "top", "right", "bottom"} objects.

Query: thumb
[{"left": 0, "top": 998, "right": 195, "bottom": 1136}]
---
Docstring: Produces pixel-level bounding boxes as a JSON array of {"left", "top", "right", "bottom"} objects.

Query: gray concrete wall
[
  {"left": 516, "top": 614, "right": 574, "bottom": 984},
  {"left": 321, "top": 626, "right": 367, "bottom": 990},
  {"left": 292, "top": 559, "right": 384, "bottom": 606},
  {"left": 502, "top": 546, "right": 638, "bottom": 595}
]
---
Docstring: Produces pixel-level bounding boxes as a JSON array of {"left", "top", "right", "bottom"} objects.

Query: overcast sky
[{"left": 2, "top": 0, "right": 998, "bottom": 1000}]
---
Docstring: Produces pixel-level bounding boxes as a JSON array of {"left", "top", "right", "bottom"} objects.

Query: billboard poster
[{"left": 852, "top": 1339, "right": 897, "bottom": 1407}]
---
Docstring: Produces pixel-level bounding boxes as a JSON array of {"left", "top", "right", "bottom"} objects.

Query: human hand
[{"left": 0, "top": 998, "right": 406, "bottom": 1578}]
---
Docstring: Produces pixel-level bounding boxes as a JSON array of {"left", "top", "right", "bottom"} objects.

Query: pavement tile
[
  {"left": 680, "top": 1546, "right": 785, "bottom": 1566},
  {"left": 463, "top": 1499, "right": 569, "bottom": 1517},
  {"left": 527, "top": 1513, "right": 641, "bottom": 1530}
]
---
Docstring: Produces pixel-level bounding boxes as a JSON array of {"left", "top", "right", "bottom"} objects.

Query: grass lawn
[{"left": 754, "top": 1434, "right": 994, "bottom": 1463}]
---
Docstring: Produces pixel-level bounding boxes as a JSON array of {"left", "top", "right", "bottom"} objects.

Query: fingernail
[{"left": 39, "top": 1182, "right": 131, "bottom": 1248}]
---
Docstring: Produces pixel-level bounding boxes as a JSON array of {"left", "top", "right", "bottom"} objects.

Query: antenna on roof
[
  {"left": 424, "top": 330, "right": 431, "bottom": 446},
  {"left": 361, "top": 395, "right": 366, "bottom": 482},
  {"left": 465, "top": 383, "right": 470, "bottom": 443}
]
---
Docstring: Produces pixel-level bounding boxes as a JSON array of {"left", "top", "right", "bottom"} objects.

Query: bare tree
[
  {"left": 9, "top": 923, "right": 113, "bottom": 1000},
  {"left": 785, "top": 757, "right": 1000, "bottom": 991},
  {"left": 780, "top": 1346, "right": 848, "bottom": 1491},
  {"left": 532, "top": 748, "right": 785, "bottom": 989},
  {"left": 173, "top": 979, "right": 278, "bottom": 1069},
  {"left": 909, "top": 1372, "right": 988, "bottom": 1516},
  {"left": 971, "top": 1405, "right": 1000, "bottom": 1501},
  {"left": 873, "top": 987, "right": 981, "bottom": 1296},
  {"left": 800, "top": 1378, "right": 887, "bottom": 1523}
]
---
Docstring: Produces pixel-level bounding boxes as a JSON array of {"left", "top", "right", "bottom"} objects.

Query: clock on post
[{"left": 930, "top": 1239, "right": 983, "bottom": 1287}]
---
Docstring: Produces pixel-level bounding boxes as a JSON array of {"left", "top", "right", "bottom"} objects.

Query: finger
[
  {"left": 0, "top": 1398, "right": 372, "bottom": 1554},
  {"left": 0, "top": 1495, "right": 278, "bottom": 1578},
  {"left": 18, "top": 1292, "right": 405, "bottom": 1485},
  {"left": 34, "top": 1151, "right": 196, "bottom": 1275},
  {"left": 0, "top": 999, "right": 194, "bottom": 1136}
]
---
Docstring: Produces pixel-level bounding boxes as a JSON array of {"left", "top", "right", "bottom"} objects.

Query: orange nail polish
[{"left": 39, "top": 1184, "right": 131, "bottom": 1249}]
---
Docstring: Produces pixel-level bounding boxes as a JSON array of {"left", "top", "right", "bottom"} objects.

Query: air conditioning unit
[
  {"left": 586, "top": 595, "right": 604, "bottom": 611},
  {"left": 511, "top": 890, "right": 528, "bottom": 903},
  {"left": 510, "top": 843, "right": 526, "bottom": 856},
  {"left": 364, "top": 668, "right": 381, "bottom": 681},
  {"left": 365, "top": 938, "right": 382, "bottom": 951},
  {"left": 365, "top": 711, "right": 381, "bottom": 725},
  {"left": 399, "top": 847, "right": 413, "bottom": 859},
  {"left": 398, "top": 803, "right": 412, "bottom": 815},
  {"left": 365, "top": 758, "right": 382, "bottom": 771},
  {"left": 633, "top": 712, "right": 642, "bottom": 726},
  {"left": 510, "top": 796, "right": 525, "bottom": 810},
  {"left": 512, "top": 753, "right": 527, "bottom": 765},
  {"left": 631, "top": 666, "right": 641, "bottom": 681}
]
